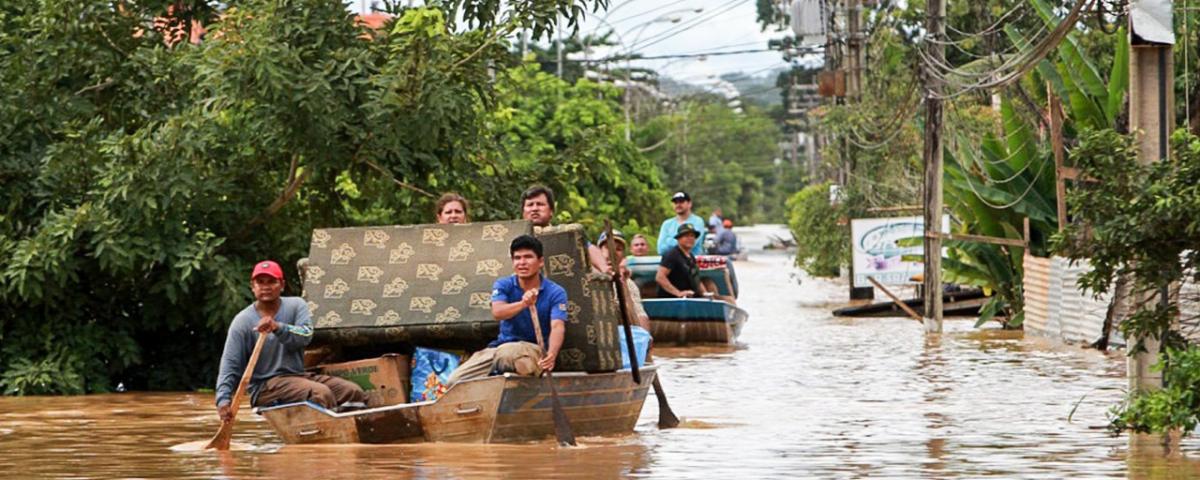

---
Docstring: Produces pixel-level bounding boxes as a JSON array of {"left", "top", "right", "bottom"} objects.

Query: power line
[
  {"left": 628, "top": 0, "right": 747, "bottom": 52},
  {"left": 593, "top": 48, "right": 775, "bottom": 62},
  {"left": 609, "top": 0, "right": 695, "bottom": 25}
]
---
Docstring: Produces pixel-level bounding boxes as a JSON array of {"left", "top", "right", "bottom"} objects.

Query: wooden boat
[
  {"left": 642, "top": 298, "right": 748, "bottom": 344},
  {"left": 258, "top": 366, "right": 656, "bottom": 444},
  {"left": 626, "top": 255, "right": 749, "bottom": 344}
]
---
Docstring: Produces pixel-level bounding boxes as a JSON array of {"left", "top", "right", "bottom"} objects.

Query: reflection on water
[{"left": 2, "top": 225, "right": 1200, "bottom": 478}]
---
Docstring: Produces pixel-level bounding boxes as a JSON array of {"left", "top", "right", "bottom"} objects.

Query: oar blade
[
  {"left": 205, "top": 422, "right": 233, "bottom": 450},
  {"left": 652, "top": 377, "right": 680, "bottom": 429},
  {"left": 547, "top": 382, "right": 577, "bottom": 447}
]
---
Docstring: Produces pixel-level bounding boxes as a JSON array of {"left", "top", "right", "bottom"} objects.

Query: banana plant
[
  {"left": 939, "top": 0, "right": 1128, "bottom": 327},
  {"left": 944, "top": 97, "right": 1057, "bottom": 327}
]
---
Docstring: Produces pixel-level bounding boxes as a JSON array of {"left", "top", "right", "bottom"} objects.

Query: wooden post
[
  {"left": 1049, "top": 83, "right": 1067, "bottom": 233},
  {"left": 921, "top": 0, "right": 945, "bottom": 334},
  {"left": 867, "top": 276, "right": 923, "bottom": 322},
  {"left": 847, "top": 0, "right": 863, "bottom": 102},
  {"left": 844, "top": 0, "right": 873, "bottom": 302}
]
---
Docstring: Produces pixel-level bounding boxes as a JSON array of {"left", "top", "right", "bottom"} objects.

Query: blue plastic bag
[
  {"left": 410, "top": 347, "right": 462, "bottom": 402},
  {"left": 618, "top": 325, "right": 652, "bottom": 370}
]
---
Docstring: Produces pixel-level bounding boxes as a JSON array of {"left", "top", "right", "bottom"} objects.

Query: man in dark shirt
[{"left": 655, "top": 223, "right": 710, "bottom": 298}]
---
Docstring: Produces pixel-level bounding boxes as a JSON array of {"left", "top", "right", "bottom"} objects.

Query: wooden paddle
[
  {"left": 603, "top": 220, "right": 641, "bottom": 385},
  {"left": 603, "top": 222, "right": 680, "bottom": 428},
  {"left": 205, "top": 332, "right": 268, "bottom": 450},
  {"left": 528, "top": 305, "right": 576, "bottom": 446}
]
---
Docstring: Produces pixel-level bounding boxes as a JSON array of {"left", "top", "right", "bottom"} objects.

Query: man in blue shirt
[
  {"left": 657, "top": 191, "right": 707, "bottom": 256},
  {"left": 708, "top": 207, "right": 724, "bottom": 234},
  {"left": 447, "top": 235, "right": 570, "bottom": 385}
]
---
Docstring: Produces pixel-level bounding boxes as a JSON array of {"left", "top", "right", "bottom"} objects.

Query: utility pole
[
  {"left": 556, "top": 17, "right": 564, "bottom": 78},
  {"left": 845, "top": 0, "right": 873, "bottom": 301},
  {"left": 846, "top": 0, "right": 863, "bottom": 101},
  {"left": 1125, "top": 4, "right": 1176, "bottom": 453},
  {"left": 1128, "top": 15, "right": 1174, "bottom": 394},
  {"left": 921, "top": 0, "right": 945, "bottom": 333}
]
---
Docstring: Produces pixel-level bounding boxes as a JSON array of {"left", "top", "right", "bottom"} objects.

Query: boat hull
[
  {"left": 259, "top": 366, "right": 656, "bottom": 444},
  {"left": 643, "top": 298, "right": 748, "bottom": 345}
]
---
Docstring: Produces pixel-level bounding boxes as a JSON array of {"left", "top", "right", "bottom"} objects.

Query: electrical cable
[
  {"left": 921, "top": 0, "right": 1093, "bottom": 100},
  {"left": 609, "top": 0, "right": 694, "bottom": 25},
  {"left": 628, "top": 0, "right": 747, "bottom": 52}
]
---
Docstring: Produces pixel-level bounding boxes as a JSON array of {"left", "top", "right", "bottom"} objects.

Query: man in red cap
[{"left": 214, "top": 260, "right": 365, "bottom": 419}]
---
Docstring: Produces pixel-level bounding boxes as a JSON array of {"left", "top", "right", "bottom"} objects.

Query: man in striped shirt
[{"left": 214, "top": 261, "right": 365, "bottom": 420}]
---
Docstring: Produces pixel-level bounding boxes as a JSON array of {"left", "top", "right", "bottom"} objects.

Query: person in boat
[
  {"left": 655, "top": 223, "right": 710, "bottom": 299},
  {"left": 521, "top": 184, "right": 612, "bottom": 275},
  {"left": 215, "top": 261, "right": 367, "bottom": 420},
  {"left": 708, "top": 207, "right": 724, "bottom": 234},
  {"left": 713, "top": 218, "right": 739, "bottom": 255},
  {"left": 435, "top": 192, "right": 469, "bottom": 224},
  {"left": 630, "top": 234, "right": 651, "bottom": 257},
  {"left": 597, "top": 229, "right": 651, "bottom": 331},
  {"left": 446, "top": 235, "right": 569, "bottom": 385},
  {"left": 520, "top": 185, "right": 555, "bottom": 228},
  {"left": 656, "top": 191, "right": 706, "bottom": 256}
]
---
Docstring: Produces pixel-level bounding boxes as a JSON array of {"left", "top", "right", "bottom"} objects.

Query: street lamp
[{"left": 586, "top": 10, "right": 702, "bottom": 141}]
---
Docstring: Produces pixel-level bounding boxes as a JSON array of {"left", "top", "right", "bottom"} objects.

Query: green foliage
[
  {"left": 786, "top": 183, "right": 846, "bottom": 277},
  {"left": 638, "top": 101, "right": 792, "bottom": 223},
  {"left": 1056, "top": 129, "right": 1200, "bottom": 351},
  {"left": 484, "top": 63, "right": 670, "bottom": 236},
  {"left": 942, "top": 98, "right": 1057, "bottom": 328},
  {"left": 1109, "top": 347, "right": 1200, "bottom": 436},
  {"left": 1059, "top": 129, "right": 1200, "bottom": 436},
  {"left": 0, "top": 0, "right": 649, "bottom": 395},
  {"left": 1, "top": 354, "right": 84, "bottom": 396}
]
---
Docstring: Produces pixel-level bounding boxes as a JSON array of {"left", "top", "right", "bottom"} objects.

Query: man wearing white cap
[{"left": 656, "top": 191, "right": 706, "bottom": 256}]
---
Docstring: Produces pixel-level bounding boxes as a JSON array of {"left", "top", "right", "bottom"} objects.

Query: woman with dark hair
[{"left": 435, "top": 193, "right": 469, "bottom": 224}]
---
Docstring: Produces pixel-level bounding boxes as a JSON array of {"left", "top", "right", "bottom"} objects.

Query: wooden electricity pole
[
  {"left": 921, "top": 0, "right": 946, "bottom": 333},
  {"left": 847, "top": 0, "right": 863, "bottom": 102},
  {"left": 845, "top": 0, "right": 874, "bottom": 300}
]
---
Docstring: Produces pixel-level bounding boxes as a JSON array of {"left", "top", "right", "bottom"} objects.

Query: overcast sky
[
  {"left": 351, "top": 1, "right": 795, "bottom": 86},
  {"left": 572, "top": 0, "right": 792, "bottom": 83}
]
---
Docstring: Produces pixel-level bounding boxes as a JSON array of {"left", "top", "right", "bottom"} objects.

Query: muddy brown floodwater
[{"left": 5, "top": 225, "right": 1200, "bottom": 478}]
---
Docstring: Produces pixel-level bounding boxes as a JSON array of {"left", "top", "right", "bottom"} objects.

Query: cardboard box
[{"left": 318, "top": 353, "right": 412, "bottom": 407}]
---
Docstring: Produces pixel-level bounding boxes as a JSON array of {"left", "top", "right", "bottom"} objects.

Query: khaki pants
[
  {"left": 255, "top": 373, "right": 367, "bottom": 409},
  {"left": 446, "top": 341, "right": 543, "bottom": 386}
]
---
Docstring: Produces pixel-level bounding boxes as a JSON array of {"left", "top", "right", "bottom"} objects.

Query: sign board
[{"left": 851, "top": 215, "right": 949, "bottom": 288}]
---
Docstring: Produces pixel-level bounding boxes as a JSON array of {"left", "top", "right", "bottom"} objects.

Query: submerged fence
[{"left": 1023, "top": 256, "right": 1200, "bottom": 348}]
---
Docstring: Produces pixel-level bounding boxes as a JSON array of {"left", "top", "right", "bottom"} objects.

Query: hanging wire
[
  {"left": 919, "top": 0, "right": 1095, "bottom": 100},
  {"left": 945, "top": 6, "right": 1030, "bottom": 40},
  {"left": 1094, "top": 0, "right": 1124, "bottom": 35},
  {"left": 960, "top": 153, "right": 1051, "bottom": 209},
  {"left": 942, "top": 99, "right": 1047, "bottom": 188}
]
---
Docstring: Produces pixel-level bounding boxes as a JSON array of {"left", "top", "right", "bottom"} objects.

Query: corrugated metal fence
[{"left": 1022, "top": 256, "right": 1123, "bottom": 347}]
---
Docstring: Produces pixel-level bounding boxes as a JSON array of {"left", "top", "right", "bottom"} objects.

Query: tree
[
  {"left": 638, "top": 100, "right": 785, "bottom": 223},
  {"left": 0, "top": 0, "right": 653, "bottom": 395}
]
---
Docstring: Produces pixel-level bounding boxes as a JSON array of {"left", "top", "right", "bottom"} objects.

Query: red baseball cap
[{"left": 251, "top": 260, "right": 284, "bottom": 281}]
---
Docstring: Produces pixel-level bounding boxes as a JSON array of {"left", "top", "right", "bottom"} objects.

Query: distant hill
[{"left": 658, "top": 68, "right": 789, "bottom": 108}]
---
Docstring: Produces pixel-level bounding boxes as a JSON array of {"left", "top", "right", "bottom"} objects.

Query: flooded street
[{"left": 2, "top": 224, "right": 1199, "bottom": 478}]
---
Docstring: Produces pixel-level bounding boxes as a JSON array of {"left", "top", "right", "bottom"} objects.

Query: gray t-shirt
[{"left": 214, "top": 297, "right": 313, "bottom": 407}]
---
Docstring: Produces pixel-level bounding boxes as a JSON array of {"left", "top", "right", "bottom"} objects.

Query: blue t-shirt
[
  {"left": 657, "top": 214, "right": 707, "bottom": 256},
  {"left": 489, "top": 275, "right": 569, "bottom": 348}
]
